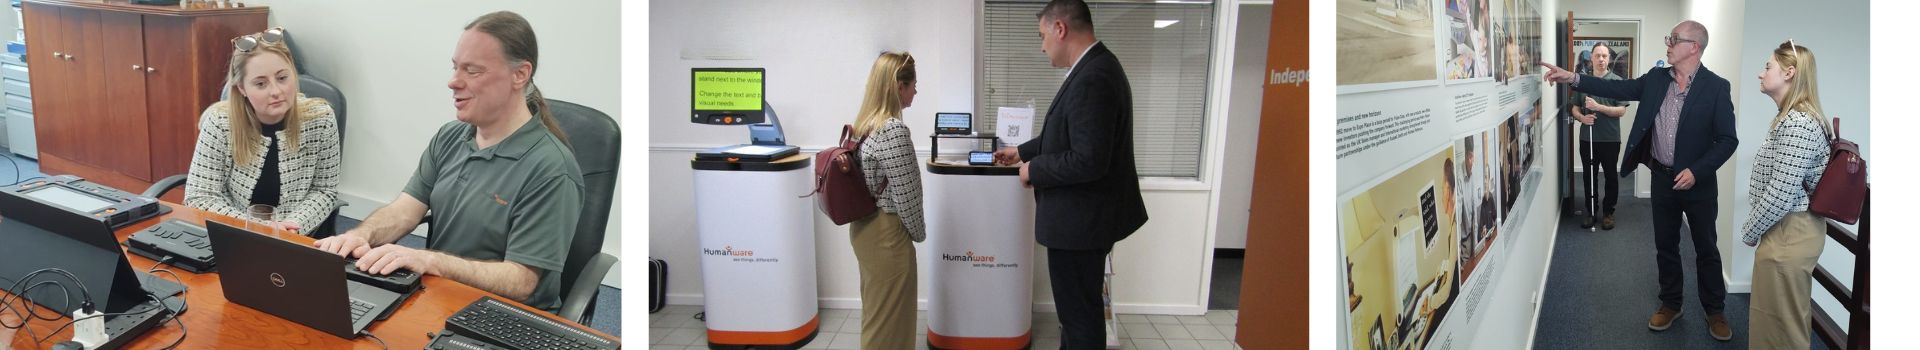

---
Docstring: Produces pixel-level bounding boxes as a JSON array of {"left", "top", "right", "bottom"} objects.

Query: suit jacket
[
  {"left": 1572, "top": 65, "right": 1739, "bottom": 197},
  {"left": 1017, "top": 43, "right": 1148, "bottom": 251}
]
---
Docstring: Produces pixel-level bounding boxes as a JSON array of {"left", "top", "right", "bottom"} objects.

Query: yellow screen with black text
[{"left": 692, "top": 70, "right": 763, "bottom": 111}]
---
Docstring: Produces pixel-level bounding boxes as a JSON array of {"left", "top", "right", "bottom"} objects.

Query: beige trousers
[
  {"left": 848, "top": 212, "right": 918, "bottom": 350},
  {"left": 1750, "top": 211, "right": 1826, "bottom": 350}
]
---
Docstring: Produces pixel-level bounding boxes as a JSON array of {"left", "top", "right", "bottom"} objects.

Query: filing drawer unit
[{"left": 1, "top": 50, "right": 27, "bottom": 158}]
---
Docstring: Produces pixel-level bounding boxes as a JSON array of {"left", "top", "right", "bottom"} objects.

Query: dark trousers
[
  {"left": 1581, "top": 141, "right": 1621, "bottom": 214},
  {"left": 1648, "top": 163, "right": 1726, "bottom": 315},
  {"left": 1049, "top": 247, "right": 1111, "bottom": 350}
]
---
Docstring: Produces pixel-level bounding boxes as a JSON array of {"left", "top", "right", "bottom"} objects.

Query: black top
[
  {"left": 1013, "top": 43, "right": 1148, "bottom": 251},
  {"left": 249, "top": 120, "right": 285, "bottom": 207}
]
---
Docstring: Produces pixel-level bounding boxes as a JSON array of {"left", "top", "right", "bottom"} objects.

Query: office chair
[
  {"left": 146, "top": 74, "right": 349, "bottom": 237},
  {"left": 419, "top": 99, "right": 620, "bottom": 325}
]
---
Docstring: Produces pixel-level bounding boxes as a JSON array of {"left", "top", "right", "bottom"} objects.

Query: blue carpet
[
  {"left": 1534, "top": 179, "right": 1826, "bottom": 350},
  {"left": 0, "top": 150, "right": 43, "bottom": 185}
]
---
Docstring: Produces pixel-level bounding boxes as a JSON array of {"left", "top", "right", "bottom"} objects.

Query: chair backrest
[
  {"left": 543, "top": 99, "right": 619, "bottom": 299},
  {"left": 298, "top": 74, "right": 347, "bottom": 144},
  {"left": 216, "top": 74, "right": 346, "bottom": 144}
]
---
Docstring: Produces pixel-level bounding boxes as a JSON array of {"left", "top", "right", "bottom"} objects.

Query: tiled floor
[{"left": 648, "top": 306, "right": 1243, "bottom": 350}]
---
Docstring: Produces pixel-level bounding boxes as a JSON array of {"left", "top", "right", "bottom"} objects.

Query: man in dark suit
[
  {"left": 993, "top": 0, "right": 1147, "bottom": 347},
  {"left": 1541, "top": 20, "right": 1739, "bottom": 341}
]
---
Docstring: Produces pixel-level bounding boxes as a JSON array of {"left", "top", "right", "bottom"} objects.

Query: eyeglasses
[
  {"left": 1664, "top": 35, "right": 1697, "bottom": 47},
  {"left": 232, "top": 27, "right": 286, "bottom": 53}
]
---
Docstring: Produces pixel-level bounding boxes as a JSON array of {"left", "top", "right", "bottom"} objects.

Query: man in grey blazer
[{"left": 995, "top": 0, "right": 1148, "bottom": 348}]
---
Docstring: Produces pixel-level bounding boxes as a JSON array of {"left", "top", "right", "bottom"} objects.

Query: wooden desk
[{"left": 5, "top": 202, "right": 621, "bottom": 349}]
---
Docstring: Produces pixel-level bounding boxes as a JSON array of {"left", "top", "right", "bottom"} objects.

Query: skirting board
[
  {"left": 1728, "top": 272, "right": 1750, "bottom": 293},
  {"left": 663, "top": 295, "right": 1212, "bottom": 316}
]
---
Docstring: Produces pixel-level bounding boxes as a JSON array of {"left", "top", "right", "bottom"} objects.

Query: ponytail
[{"left": 527, "top": 83, "right": 568, "bottom": 145}]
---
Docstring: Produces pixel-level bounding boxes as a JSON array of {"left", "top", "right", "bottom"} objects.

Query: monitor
[
  {"left": 935, "top": 112, "right": 972, "bottom": 135},
  {"left": 691, "top": 68, "right": 766, "bottom": 125}
]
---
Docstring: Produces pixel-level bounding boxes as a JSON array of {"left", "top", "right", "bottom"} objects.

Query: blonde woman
[
  {"left": 186, "top": 27, "right": 341, "bottom": 236},
  {"left": 1742, "top": 40, "right": 1832, "bottom": 350},
  {"left": 849, "top": 51, "right": 925, "bottom": 350}
]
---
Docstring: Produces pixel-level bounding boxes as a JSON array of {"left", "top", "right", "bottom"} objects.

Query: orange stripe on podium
[
  {"left": 927, "top": 329, "right": 1032, "bottom": 350},
  {"left": 707, "top": 316, "right": 820, "bottom": 346}
]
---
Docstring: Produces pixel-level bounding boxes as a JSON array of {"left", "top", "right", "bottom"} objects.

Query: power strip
[{"left": 94, "top": 300, "right": 171, "bottom": 350}]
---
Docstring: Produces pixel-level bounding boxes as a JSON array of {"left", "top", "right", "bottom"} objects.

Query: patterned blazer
[
  {"left": 858, "top": 117, "right": 926, "bottom": 242},
  {"left": 1740, "top": 110, "right": 1829, "bottom": 246},
  {"left": 185, "top": 97, "right": 341, "bottom": 234}
]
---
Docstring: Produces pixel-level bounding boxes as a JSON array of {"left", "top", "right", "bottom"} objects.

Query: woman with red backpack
[
  {"left": 846, "top": 51, "right": 926, "bottom": 350},
  {"left": 1742, "top": 40, "right": 1832, "bottom": 350}
]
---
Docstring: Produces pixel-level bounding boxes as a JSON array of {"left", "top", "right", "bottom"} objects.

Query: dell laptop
[{"left": 207, "top": 220, "right": 404, "bottom": 339}]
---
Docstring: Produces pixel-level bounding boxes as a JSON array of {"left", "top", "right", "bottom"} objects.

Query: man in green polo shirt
[
  {"left": 314, "top": 11, "right": 583, "bottom": 313},
  {"left": 1574, "top": 42, "right": 1630, "bottom": 230}
]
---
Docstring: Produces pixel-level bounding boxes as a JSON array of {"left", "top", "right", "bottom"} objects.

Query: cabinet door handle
[
  {"left": 132, "top": 65, "right": 142, "bottom": 70},
  {"left": 146, "top": 67, "right": 156, "bottom": 73},
  {"left": 63, "top": 54, "right": 72, "bottom": 61},
  {"left": 50, "top": 51, "right": 60, "bottom": 58}
]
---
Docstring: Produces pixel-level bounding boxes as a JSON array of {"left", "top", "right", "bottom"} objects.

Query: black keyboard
[
  {"left": 124, "top": 219, "right": 216, "bottom": 273},
  {"left": 344, "top": 258, "right": 423, "bottom": 293},
  {"left": 445, "top": 297, "right": 618, "bottom": 350}
]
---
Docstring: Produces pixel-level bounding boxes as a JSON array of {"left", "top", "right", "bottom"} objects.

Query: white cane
[{"left": 1587, "top": 116, "right": 1597, "bottom": 232}]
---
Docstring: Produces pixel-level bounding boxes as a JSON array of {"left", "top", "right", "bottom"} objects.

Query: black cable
[
  {"left": 360, "top": 331, "right": 389, "bottom": 350},
  {"left": 0, "top": 151, "right": 19, "bottom": 186},
  {"left": 0, "top": 278, "right": 73, "bottom": 349},
  {"left": 145, "top": 257, "right": 186, "bottom": 305},
  {"left": 5, "top": 269, "right": 94, "bottom": 308},
  {"left": 17, "top": 262, "right": 189, "bottom": 345},
  {"left": 1, "top": 269, "right": 92, "bottom": 324},
  {"left": 2, "top": 281, "right": 73, "bottom": 323},
  {"left": 145, "top": 259, "right": 188, "bottom": 350},
  {"left": 156, "top": 299, "right": 187, "bottom": 349}
]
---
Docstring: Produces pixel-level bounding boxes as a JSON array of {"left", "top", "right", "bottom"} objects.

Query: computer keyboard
[
  {"left": 445, "top": 297, "right": 618, "bottom": 350},
  {"left": 125, "top": 219, "right": 216, "bottom": 273},
  {"left": 349, "top": 298, "right": 377, "bottom": 321},
  {"left": 344, "top": 258, "right": 422, "bottom": 293}
]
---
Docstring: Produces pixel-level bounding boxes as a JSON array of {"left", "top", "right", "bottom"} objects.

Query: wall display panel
[
  {"left": 1338, "top": 0, "right": 1440, "bottom": 93},
  {"left": 1337, "top": 0, "right": 1549, "bottom": 348}
]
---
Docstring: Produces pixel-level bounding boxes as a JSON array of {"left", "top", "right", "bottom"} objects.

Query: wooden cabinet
[{"left": 23, "top": 0, "right": 265, "bottom": 194}]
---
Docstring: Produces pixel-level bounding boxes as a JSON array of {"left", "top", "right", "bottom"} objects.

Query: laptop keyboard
[{"left": 350, "top": 298, "right": 377, "bottom": 321}]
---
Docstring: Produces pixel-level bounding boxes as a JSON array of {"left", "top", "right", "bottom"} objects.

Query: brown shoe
[
  {"left": 1602, "top": 215, "right": 1615, "bottom": 230},
  {"left": 1648, "top": 306, "right": 1682, "bottom": 331},
  {"left": 1708, "top": 313, "right": 1732, "bottom": 341}
]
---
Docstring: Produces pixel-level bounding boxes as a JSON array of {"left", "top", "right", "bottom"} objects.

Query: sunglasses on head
[{"left": 232, "top": 27, "right": 286, "bottom": 53}]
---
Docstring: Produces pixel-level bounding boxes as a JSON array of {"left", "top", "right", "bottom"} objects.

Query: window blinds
[{"left": 980, "top": 0, "right": 1216, "bottom": 178}]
